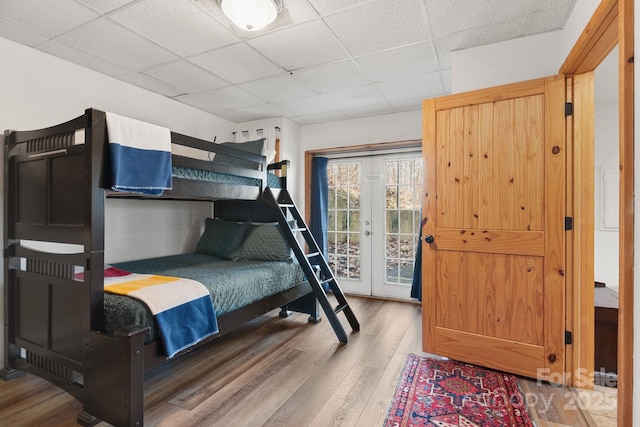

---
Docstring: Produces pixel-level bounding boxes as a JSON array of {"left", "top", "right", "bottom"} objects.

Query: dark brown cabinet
[{"left": 594, "top": 285, "right": 618, "bottom": 387}]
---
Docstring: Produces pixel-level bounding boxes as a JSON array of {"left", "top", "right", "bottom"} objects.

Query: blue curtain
[
  {"left": 310, "top": 157, "right": 329, "bottom": 259},
  {"left": 410, "top": 224, "right": 422, "bottom": 301}
]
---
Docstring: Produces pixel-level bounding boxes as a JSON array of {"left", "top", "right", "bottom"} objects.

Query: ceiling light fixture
[{"left": 219, "top": 0, "right": 284, "bottom": 32}]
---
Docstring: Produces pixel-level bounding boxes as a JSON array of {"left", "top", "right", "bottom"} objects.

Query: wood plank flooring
[{"left": 0, "top": 296, "right": 617, "bottom": 426}]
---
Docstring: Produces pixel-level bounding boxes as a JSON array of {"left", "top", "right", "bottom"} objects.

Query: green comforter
[{"left": 108, "top": 253, "right": 304, "bottom": 343}]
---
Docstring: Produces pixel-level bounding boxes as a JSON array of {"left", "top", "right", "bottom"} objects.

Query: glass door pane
[
  {"left": 385, "top": 158, "right": 422, "bottom": 284},
  {"left": 372, "top": 153, "right": 423, "bottom": 299},
  {"left": 327, "top": 159, "right": 372, "bottom": 295}
]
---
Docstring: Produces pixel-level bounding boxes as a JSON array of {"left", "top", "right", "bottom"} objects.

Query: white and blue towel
[{"left": 106, "top": 112, "right": 172, "bottom": 195}]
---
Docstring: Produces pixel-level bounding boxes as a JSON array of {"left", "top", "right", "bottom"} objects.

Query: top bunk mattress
[
  {"left": 172, "top": 166, "right": 282, "bottom": 188},
  {"left": 108, "top": 253, "right": 304, "bottom": 343}
]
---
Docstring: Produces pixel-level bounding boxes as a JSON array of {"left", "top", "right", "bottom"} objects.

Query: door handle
[
  {"left": 364, "top": 230, "right": 371, "bottom": 236},
  {"left": 425, "top": 234, "right": 435, "bottom": 244}
]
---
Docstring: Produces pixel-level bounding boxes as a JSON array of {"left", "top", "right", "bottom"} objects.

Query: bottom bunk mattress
[{"left": 107, "top": 253, "right": 305, "bottom": 344}]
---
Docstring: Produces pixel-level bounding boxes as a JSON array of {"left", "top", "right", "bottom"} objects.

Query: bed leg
[
  {"left": 77, "top": 411, "right": 100, "bottom": 427},
  {"left": 82, "top": 326, "right": 148, "bottom": 427},
  {"left": 0, "top": 368, "right": 25, "bottom": 381},
  {"left": 308, "top": 313, "right": 322, "bottom": 324},
  {"left": 279, "top": 307, "right": 292, "bottom": 318},
  {"left": 286, "top": 292, "right": 322, "bottom": 324}
]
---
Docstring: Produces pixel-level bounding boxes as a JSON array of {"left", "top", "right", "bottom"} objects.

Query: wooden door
[{"left": 422, "top": 76, "right": 567, "bottom": 381}]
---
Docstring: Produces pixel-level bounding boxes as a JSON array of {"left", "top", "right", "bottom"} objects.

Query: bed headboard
[
  {"left": 5, "top": 109, "right": 106, "bottom": 246},
  {"left": 214, "top": 200, "right": 279, "bottom": 223}
]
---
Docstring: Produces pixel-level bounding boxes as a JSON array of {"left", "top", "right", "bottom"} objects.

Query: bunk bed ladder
[{"left": 264, "top": 187, "right": 360, "bottom": 343}]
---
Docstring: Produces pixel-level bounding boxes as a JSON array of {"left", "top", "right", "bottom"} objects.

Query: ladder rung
[
  {"left": 291, "top": 227, "right": 307, "bottom": 232},
  {"left": 319, "top": 278, "right": 333, "bottom": 287},
  {"left": 334, "top": 304, "right": 348, "bottom": 314},
  {"left": 306, "top": 252, "right": 320, "bottom": 258},
  {"left": 278, "top": 203, "right": 295, "bottom": 208}
]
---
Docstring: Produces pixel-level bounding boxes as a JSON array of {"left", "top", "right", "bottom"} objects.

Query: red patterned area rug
[{"left": 385, "top": 354, "right": 534, "bottom": 427}]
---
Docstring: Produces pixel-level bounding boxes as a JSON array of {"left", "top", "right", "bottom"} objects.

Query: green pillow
[
  {"left": 235, "top": 223, "right": 292, "bottom": 261},
  {"left": 212, "top": 139, "right": 265, "bottom": 170},
  {"left": 196, "top": 218, "right": 249, "bottom": 260}
]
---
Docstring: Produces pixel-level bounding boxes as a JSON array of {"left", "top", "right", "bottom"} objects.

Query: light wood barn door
[{"left": 422, "top": 76, "right": 566, "bottom": 381}]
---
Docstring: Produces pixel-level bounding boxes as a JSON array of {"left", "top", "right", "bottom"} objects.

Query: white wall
[
  {"left": 561, "top": 0, "right": 603, "bottom": 60},
  {"left": 233, "top": 116, "right": 304, "bottom": 206},
  {"left": 297, "top": 109, "right": 422, "bottom": 213},
  {"left": 594, "top": 101, "right": 620, "bottom": 292},
  {"left": 0, "top": 37, "right": 236, "bottom": 367},
  {"left": 300, "top": 109, "right": 422, "bottom": 150},
  {"left": 452, "top": 31, "right": 564, "bottom": 93}
]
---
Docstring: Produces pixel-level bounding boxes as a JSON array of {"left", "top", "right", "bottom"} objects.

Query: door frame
[{"left": 560, "top": 0, "right": 633, "bottom": 424}]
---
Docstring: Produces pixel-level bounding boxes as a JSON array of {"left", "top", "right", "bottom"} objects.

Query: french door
[{"left": 326, "top": 152, "right": 423, "bottom": 300}]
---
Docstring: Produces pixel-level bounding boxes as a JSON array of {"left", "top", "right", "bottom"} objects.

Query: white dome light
[{"left": 219, "top": 0, "right": 283, "bottom": 32}]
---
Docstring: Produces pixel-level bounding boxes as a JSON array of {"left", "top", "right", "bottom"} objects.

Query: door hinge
[
  {"left": 564, "top": 216, "right": 573, "bottom": 231},
  {"left": 565, "top": 102, "right": 573, "bottom": 116},
  {"left": 565, "top": 330, "right": 573, "bottom": 345}
]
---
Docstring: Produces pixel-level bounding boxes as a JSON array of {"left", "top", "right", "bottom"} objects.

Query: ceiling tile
[
  {"left": 109, "top": 0, "right": 238, "bottom": 57},
  {"left": 0, "top": 16, "right": 49, "bottom": 46},
  {"left": 435, "top": 15, "right": 529, "bottom": 57},
  {"left": 425, "top": 0, "right": 531, "bottom": 38},
  {"left": 240, "top": 74, "right": 315, "bottom": 102},
  {"left": 324, "top": 0, "right": 429, "bottom": 56},
  {"left": 525, "top": 6, "right": 574, "bottom": 35},
  {"left": 356, "top": 41, "right": 439, "bottom": 83},
  {"left": 175, "top": 94, "right": 225, "bottom": 114},
  {"left": 263, "top": 0, "right": 321, "bottom": 29},
  {"left": 291, "top": 60, "right": 370, "bottom": 93},
  {"left": 76, "top": 0, "right": 138, "bottom": 14},
  {"left": 461, "top": 16, "right": 530, "bottom": 50},
  {"left": 275, "top": 94, "right": 340, "bottom": 116},
  {"left": 0, "top": 0, "right": 99, "bottom": 37},
  {"left": 189, "top": 43, "right": 282, "bottom": 84},
  {"left": 390, "top": 97, "right": 424, "bottom": 112},
  {"left": 38, "top": 40, "right": 128, "bottom": 76},
  {"left": 55, "top": 18, "right": 179, "bottom": 70},
  {"left": 338, "top": 101, "right": 396, "bottom": 119},
  {"left": 528, "top": 0, "right": 576, "bottom": 13},
  {"left": 249, "top": 20, "right": 348, "bottom": 71},
  {"left": 143, "top": 60, "right": 229, "bottom": 93},
  {"left": 177, "top": 86, "right": 265, "bottom": 113},
  {"left": 120, "top": 72, "right": 186, "bottom": 97},
  {"left": 322, "top": 84, "right": 388, "bottom": 110},
  {"left": 306, "top": 0, "right": 372, "bottom": 16},
  {"left": 211, "top": 109, "right": 251, "bottom": 123},
  {"left": 232, "top": 103, "right": 288, "bottom": 121},
  {"left": 376, "top": 72, "right": 444, "bottom": 102},
  {"left": 292, "top": 110, "right": 348, "bottom": 125}
]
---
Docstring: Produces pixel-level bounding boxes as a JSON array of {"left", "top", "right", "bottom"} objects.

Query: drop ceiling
[{"left": 0, "top": 0, "right": 577, "bottom": 125}]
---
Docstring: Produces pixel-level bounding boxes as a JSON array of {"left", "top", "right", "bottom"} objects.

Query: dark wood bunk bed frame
[{"left": 2, "top": 108, "right": 359, "bottom": 426}]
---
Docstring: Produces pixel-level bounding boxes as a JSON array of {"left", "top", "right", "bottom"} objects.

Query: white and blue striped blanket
[
  {"left": 102, "top": 266, "right": 218, "bottom": 358},
  {"left": 106, "top": 112, "right": 172, "bottom": 196}
]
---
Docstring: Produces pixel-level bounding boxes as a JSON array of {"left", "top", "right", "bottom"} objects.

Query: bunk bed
[{"left": 2, "top": 108, "right": 358, "bottom": 426}]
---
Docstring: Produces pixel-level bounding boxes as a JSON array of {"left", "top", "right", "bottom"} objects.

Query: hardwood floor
[{"left": 0, "top": 296, "right": 617, "bottom": 426}]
